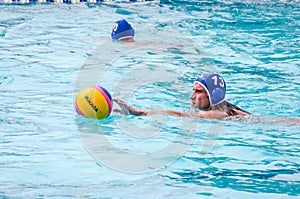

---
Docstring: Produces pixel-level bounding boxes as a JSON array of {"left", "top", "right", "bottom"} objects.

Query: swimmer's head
[
  {"left": 111, "top": 19, "right": 135, "bottom": 40},
  {"left": 195, "top": 73, "right": 226, "bottom": 107}
]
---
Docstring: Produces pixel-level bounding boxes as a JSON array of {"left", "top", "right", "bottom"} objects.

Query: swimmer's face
[{"left": 190, "top": 83, "right": 210, "bottom": 110}]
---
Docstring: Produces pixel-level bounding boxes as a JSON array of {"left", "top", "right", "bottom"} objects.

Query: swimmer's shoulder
[{"left": 213, "top": 101, "right": 250, "bottom": 116}]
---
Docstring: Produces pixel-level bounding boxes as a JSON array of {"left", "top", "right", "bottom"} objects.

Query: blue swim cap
[
  {"left": 111, "top": 19, "right": 135, "bottom": 40},
  {"left": 195, "top": 73, "right": 226, "bottom": 107}
]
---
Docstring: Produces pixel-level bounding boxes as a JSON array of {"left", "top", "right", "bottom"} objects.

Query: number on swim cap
[
  {"left": 212, "top": 75, "right": 225, "bottom": 87},
  {"left": 113, "top": 23, "right": 118, "bottom": 32}
]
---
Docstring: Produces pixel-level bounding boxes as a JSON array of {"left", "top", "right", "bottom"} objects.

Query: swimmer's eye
[{"left": 193, "top": 89, "right": 204, "bottom": 93}]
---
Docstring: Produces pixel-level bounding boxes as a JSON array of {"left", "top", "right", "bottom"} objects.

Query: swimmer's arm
[
  {"left": 113, "top": 98, "right": 227, "bottom": 119},
  {"left": 113, "top": 98, "right": 190, "bottom": 116},
  {"left": 148, "top": 110, "right": 228, "bottom": 119}
]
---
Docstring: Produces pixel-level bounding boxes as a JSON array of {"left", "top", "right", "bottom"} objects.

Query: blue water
[{"left": 1, "top": 0, "right": 299, "bottom": 198}]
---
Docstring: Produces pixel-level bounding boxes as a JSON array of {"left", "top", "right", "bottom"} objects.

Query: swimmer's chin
[
  {"left": 190, "top": 104, "right": 197, "bottom": 109},
  {"left": 191, "top": 104, "right": 210, "bottom": 111}
]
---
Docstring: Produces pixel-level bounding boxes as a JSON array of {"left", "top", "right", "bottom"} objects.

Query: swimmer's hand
[{"left": 113, "top": 98, "right": 148, "bottom": 116}]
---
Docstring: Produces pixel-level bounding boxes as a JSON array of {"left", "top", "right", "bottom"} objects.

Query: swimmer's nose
[{"left": 190, "top": 92, "right": 195, "bottom": 99}]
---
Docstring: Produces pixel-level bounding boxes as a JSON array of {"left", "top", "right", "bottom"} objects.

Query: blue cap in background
[{"left": 111, "top": 19, "right": 135, "bottom": 40}]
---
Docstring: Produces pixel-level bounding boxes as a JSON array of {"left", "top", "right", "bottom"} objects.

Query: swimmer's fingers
[
  {"left": 112, "top": 98, "right": 126, "bottom": 105},
  {"left": 112, "top": 98, "right": 131, "bottom": 115},
  {"left": 113, "top": 108, "right": 129, "bottom": 115},
  {"left": 112, "top": 98, "right": 145, "bottom": 116},
  {"left": 113, "top": 108, "right": 122, "bottom": 113},
  {"left": 112, "top": 98, "right": 122, "bottom": 102},
  {"left": 112, "top": 98, "right": 128, "bottom": 107}
]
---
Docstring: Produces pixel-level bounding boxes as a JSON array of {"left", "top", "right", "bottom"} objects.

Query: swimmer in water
[
  {"left": 113, "top": 73, "right": 299, "bottom": 123},
  {"left": 111, "top": 19, "right": 135, "bottom": 42},
  {"left": 82, "top": 19, "right": 135, "bottom": 42}
]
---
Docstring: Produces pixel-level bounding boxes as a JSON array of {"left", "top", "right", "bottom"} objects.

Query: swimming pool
[{"left": 0, "top": 0, "right": 299, "bottom": 198}]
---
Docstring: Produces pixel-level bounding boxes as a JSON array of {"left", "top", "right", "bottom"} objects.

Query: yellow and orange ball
[{"left": 75, "top": 85, "right": 112, "bottom": 120}]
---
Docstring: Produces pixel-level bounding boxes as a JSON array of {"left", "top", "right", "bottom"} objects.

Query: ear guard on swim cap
[
  {"left": 111, "top": 19, "right": 135, "bottom": 40},
  {"left": 195, "top": 73, "right": 226, "bottom": 107}
]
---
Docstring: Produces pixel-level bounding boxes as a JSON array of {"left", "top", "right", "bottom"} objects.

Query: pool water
[{"left": 1, "top": 0, "right": 299, "bottom": 198}]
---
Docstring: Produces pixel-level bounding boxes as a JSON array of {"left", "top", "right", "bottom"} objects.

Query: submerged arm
[{"left": 251, "top": 115, "right": 300, "bottom": 124}]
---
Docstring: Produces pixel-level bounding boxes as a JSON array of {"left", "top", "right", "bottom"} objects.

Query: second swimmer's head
[{"left": 111, "top": 19, "right": 135, "bottom": 40}]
